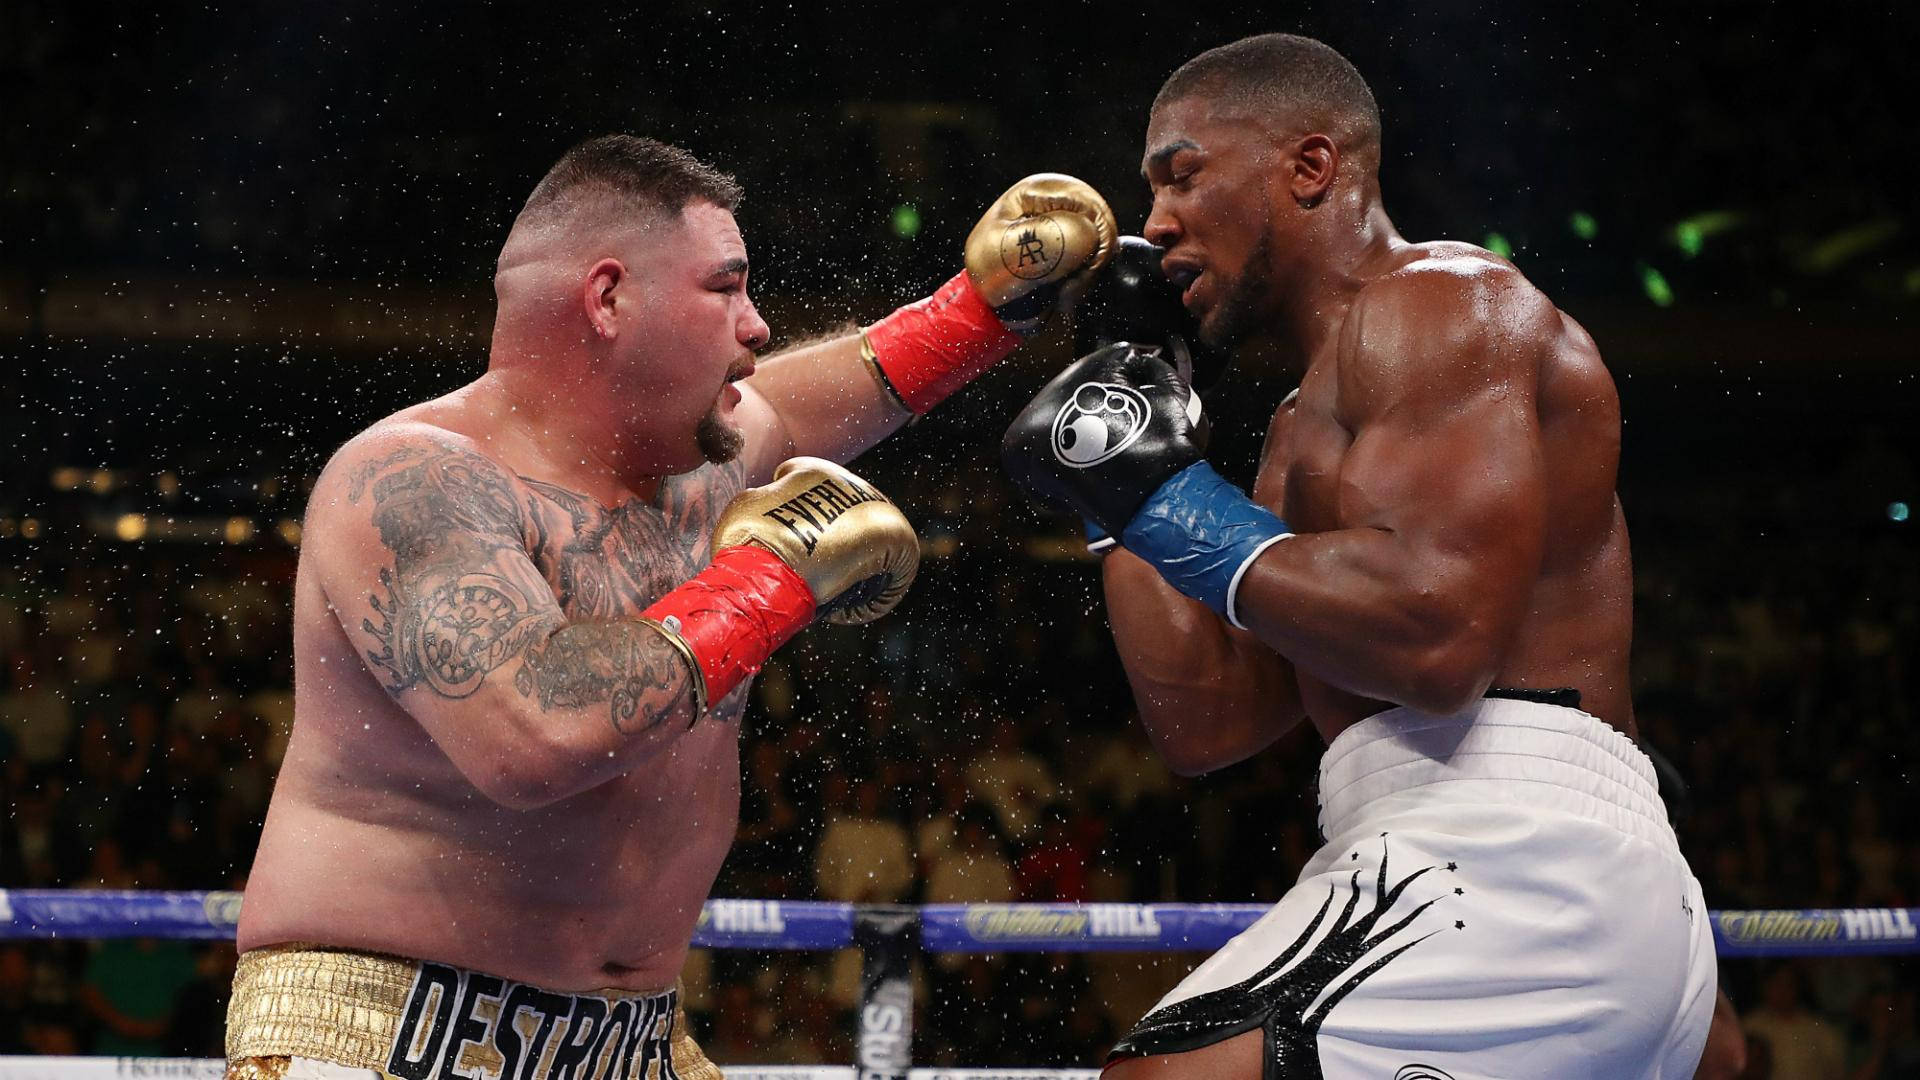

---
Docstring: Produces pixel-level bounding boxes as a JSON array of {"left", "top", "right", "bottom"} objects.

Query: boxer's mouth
[
  {"left": 1181, "top": 272, "right": 1206, "bottom": 309},
  {"left": 1162, "top": 258, "right": 1205, "bottom": 308},
  {"left": 721, "top": 360, "right": 754, "bottom": 405}
]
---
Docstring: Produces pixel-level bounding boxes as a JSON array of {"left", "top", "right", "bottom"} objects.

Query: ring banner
[
  {"left": 917, "top": 903, "right": 1266, "bottom": 953},
  {"left": 855, "top": 906, "right": 918, "bottom": 1080},
  {"left": 1710, "top": 907, "right": 1920, "bottom": 956},
  {"left": 691, "top": 899, "right": 856, "bottom": 950},
  {"left": 0, "top": 890, "right": 245, "bottom": 940}
]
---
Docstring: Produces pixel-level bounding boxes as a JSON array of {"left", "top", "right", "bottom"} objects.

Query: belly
[{"left": 240, "top": 711, "right": 742, "bottom": 992}]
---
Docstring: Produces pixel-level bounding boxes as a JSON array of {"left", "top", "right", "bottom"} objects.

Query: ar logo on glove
[
  {"left": 1003, "top": 219, "right": 1066, "bottom": 280},
  {"left": 1052, "top": 382, "right": 1152, "bottom": 468}
]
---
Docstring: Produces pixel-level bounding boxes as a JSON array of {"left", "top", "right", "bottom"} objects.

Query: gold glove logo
[
  {"left": 761, "top": 477, "right": 887, "bottom": 554},
  {"left": 1052, "top": 382, "right": 1151, "bottom": 468},
  {"left": 1002, "top": 217, "right": 1066, "bottom": 281}
]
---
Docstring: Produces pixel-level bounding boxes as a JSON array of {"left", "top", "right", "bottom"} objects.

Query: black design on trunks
[{"left": 1110, "top": 837, "right": 1457, "bottom": 1079}]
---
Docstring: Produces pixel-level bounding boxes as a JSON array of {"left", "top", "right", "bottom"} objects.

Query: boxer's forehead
[
  {"left": 662, "top": 200, "right": 749, "bottom": 278},
  {"left": 680, "top": 200, "right": 746, "bottom": 258},
  {"left": 1143, "top": 96, "right": 1240, "bottom": 175}
]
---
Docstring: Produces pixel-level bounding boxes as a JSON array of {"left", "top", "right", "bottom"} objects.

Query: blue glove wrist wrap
[{"left": 1119, "top": 461, "right": 1293, "bottom": 628}]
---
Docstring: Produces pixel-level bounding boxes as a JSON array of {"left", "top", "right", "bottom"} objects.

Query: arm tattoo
[
  {"left": 514, "top": 621, "right": 692, "bottom": 734},
  {"left": 352, "top": 439, "right": 696, "bottom": 733}
]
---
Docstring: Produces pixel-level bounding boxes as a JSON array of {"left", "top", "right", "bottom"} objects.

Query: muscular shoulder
[
  {"left": 1338, "top": 249, "right": 1563, "bottom": 415},
  {"left": 309, "top": 421, "right": 530, "bottom": 551}
]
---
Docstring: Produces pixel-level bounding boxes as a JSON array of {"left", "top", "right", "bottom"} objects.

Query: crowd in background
[{"left": 2, "top": 415, "right": 1916, "bottom": 1077}]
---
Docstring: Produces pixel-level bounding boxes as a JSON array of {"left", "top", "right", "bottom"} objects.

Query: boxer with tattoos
[{"left": 227, "top": 135, "right": 1112, "bottom": 1080}]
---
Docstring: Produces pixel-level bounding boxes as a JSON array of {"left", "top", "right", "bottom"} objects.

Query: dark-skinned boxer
[{"left": 1007, "top": 34, "right": 1714, "bottom": 1080}]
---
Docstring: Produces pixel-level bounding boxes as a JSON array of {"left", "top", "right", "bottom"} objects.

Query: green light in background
[
  {"left": 1637, "top": 263, "right": 1674, "bottom": 307},
  {"left": 1891, "top": 502, "right": 1911, "bottom": 523},
  {"left": 1801, "top": 218, "right": 1901, "bottom": 274},
  {"left": 1483, "top": 232, "right": 1513, "bottom": 259},
  {"left": 890, "top": 204, "right": 921, "bottom": 239},
  {"left": 1569, "top": 212, "right": 1598, "bottom": 240},
  {"left": 1675, "top": 222, "right": 1704, "bottom": 258},
  {"left": 1669, "top": 210, "right": 1744, "bottom": 258}
]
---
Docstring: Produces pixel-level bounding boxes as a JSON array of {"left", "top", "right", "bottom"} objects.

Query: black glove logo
[{"left": 1051, "top": 381, "right": 1152, "bottom": 468}]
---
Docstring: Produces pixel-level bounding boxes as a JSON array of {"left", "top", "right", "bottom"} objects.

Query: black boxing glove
[
  {"left": 1004, "top": 343, "right": 1294, "bottom": 628},
  {"left": 1002, "top": 343, "right": 1207, "bottom": 537},
  {"left": 1073, "top": 236, "right": 1231, "bottom": 393}
]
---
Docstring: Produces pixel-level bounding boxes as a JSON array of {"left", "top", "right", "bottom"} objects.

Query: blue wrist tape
[{"left": 1119, "top": 461, "right": 1293, "bottom": 629}]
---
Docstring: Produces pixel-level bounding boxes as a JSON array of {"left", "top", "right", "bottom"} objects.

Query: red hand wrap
[
  {"left": 642, "top": 545, "right": 816, "bottom": 710},
  {"left": 863, "top": 269, "right": 1022, "bottom": 414}
]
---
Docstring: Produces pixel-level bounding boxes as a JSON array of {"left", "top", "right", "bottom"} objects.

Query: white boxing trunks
[{"left": 1111, "top": 697, "right": 1716, "bottom": 1079}]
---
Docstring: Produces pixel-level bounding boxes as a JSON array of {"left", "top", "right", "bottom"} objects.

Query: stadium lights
[{"left": 891, "top": 204, "right": 922, "bottom": 240}]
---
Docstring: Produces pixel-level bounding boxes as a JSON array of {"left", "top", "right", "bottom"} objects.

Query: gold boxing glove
[
  {"left": 963, "top": 173, "right": 1118, "bottom": 333},
  {"left": 712, "top": 457, "right": 920, "bottom": 625}
]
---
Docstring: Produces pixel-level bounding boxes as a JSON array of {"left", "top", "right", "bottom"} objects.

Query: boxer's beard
[
  {"left": 1202, "top": 225, "right": 1277, "bottom": 351},
  {"left": 695, "top": 405, "right": 743, "bottom": 464},
  {"left": 695, "top": 357, "right": 753, "bottom": 464}
]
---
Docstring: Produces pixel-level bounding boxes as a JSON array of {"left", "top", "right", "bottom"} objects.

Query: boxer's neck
[
  {"left": 476, "top": 367, "right": 667, "bottom": 505},
  {"left": 1270, "top": 198, "right": 1404, "bottom": 368}
]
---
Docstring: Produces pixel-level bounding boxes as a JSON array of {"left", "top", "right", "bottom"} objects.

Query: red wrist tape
[
  {"left": 642, "top": 545, "right": 816, "bottom": 713},
  {"left": 862, "top": 269, "right": 1022, "bottom": 414}
]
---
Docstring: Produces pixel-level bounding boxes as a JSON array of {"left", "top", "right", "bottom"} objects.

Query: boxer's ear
[
  {"left": 1288, "top": 134, "right": 1339, "bottom": 209},
  {"left": 583, "top": 258, "right": 626, "bottom": 339}
]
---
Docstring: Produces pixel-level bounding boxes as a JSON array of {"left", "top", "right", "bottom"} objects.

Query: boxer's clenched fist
[
  {"left": 713, "top": 457, "right": 919, "bottom": 625},
  {"left": 964, "top": 174, "right": 1118, "bottom": 333},
  {"left": 644, "top": 458, "right": 919, "bottom": 717},
  {"left": 862, "top": 174, "right": 1116, "bottom": 415},
  {"left": 1002, "top": 343, "right": 1206, "bottom": 537}
]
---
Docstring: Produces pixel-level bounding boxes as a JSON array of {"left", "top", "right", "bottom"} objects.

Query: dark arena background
[{"left": 3, "top": 2, "right": 1917, "bottom": 1077}]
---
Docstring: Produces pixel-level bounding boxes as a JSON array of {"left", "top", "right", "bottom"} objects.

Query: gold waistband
[{"left": 227, "top": 944, "right": 719, "bottom": 1080}]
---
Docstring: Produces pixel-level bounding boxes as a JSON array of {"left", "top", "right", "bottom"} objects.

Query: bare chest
[
  {"left": 520, "top": 465, "right": 742, "bottom": 621},
  {"left": 1252, "top": 369, "right": 1352, "bottom": 531}
]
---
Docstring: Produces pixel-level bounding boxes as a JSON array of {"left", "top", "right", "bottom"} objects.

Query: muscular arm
[
  {"left": 1104, "top": 401, "right": 1306, "bottom": 774},
  {"left": 1233, "top": 264, "right": 1551, "bottom": 714},
  {"left": 313, "top": 426, "right": 704, "bottom": 810},
  {"left": 1105, "top": 551, "right": 1305, "bottom": 774},
  {"left": 735, "top": 329, "right": 913, "bottom": 482}
]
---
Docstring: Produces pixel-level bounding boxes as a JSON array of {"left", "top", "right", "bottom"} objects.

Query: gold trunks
[{"left": 227, "top": 944, "right": 719, "bottom": 1080}]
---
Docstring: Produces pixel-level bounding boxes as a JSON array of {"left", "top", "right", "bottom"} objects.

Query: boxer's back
[
  {"left": 240, "top": 400, "right": 751, "bottom": 992},
  {"left": 1260, "top": 244, "right": 1634, "bottom": 740}
]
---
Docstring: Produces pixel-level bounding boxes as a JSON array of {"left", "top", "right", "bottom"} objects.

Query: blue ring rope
[{"left": 3, "top": 891, "right": 1914, "bottom": 957}]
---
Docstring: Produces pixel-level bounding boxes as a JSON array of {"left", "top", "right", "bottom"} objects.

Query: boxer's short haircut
[
  {"left": 518, "top": 134, "right": 742, "bottom": 229},
  {"left": 1155, "top": 33, "right": 1381, "bottom": 152}
]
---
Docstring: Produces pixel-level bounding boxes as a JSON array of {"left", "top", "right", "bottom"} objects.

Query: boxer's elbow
[
  {"left": 1136, "top": 690, "right": 1294, "bottom": 777},
  {"left": 462, "top": 707, "right": 614, "bottom": 810},
  {"left": 1398, "top": 633, "right": 1501, "bottom": 716},
  {"left": 467, "top": 750, "right": 577, "bottom": 811},
  {"left": 1153, "top": 738, "right": 1238, "bottom": 778}
]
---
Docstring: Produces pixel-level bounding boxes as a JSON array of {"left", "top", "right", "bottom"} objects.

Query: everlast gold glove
[
  {"left": 642, "top": 458, "right": 919, "bottom": 715},
  {"left": 861, "top": 174, "right": 1117, "bottom": 414},
  {"left": 712, "top": 457, "right": 919, "bottom": 625}
]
